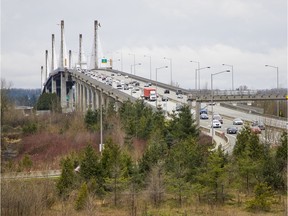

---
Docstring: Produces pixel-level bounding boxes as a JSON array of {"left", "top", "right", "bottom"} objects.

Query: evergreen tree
[
  {"left": 75, "top": 182, "right": 89, "bottom": 211},
  {"left": 57, "top": 156, "right": 77, "bottom": 197},
  {"left": 79, "top": 144, "right": 102, "bottom": 181}
]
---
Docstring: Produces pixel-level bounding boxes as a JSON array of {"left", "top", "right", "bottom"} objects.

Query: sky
[{"left": 1, "top": 0, "right": 287, "bottom": 90}]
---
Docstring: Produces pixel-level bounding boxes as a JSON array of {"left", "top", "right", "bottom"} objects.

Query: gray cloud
[{"left": 1, "top": 0, "right": 287, "bottom": 89}]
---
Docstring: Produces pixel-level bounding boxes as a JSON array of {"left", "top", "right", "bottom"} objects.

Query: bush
[
  {"left": 22, "top": 122, "right": 37, "bottom": 135},
  {"left": 246, "top": 182, "right": 273, "bottom": 212}
]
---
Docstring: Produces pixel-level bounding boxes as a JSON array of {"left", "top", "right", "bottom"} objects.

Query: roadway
[{"left": 81, "top": 69, "right": 286, "bottom": 153}]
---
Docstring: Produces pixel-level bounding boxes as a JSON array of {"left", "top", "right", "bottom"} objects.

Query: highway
[{"left": 81, "top": 69, "right": 286, "bottom": 153}]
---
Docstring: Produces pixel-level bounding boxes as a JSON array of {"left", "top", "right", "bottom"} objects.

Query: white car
[
  {"left": 177, "top": 94, "right": 183, "bottom": 99},
  {"left": 233, "top": 118, "right": 244, "bottom": 125},
  {"left": 212, "top": 120, "right": 221, "bottom": 128}
]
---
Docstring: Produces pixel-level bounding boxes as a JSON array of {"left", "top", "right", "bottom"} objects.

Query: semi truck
[{"left": 144, "top": 87, "right": 157, "bottom": 101}]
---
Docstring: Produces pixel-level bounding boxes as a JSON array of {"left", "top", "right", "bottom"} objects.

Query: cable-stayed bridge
[{"left": 41, "top": 20, "right": 287, "bottom": 132}]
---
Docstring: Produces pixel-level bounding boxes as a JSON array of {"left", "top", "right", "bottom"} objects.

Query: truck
[{"left": 144, "top": 87, "right": 157, "bottom": 101}]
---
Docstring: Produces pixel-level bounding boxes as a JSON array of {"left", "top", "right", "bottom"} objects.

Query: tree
[
  {"left": 75, "top": 182, "right": 89, "bottom": 211},
  {"left": 166, "top": 105, "right": 199, "bottom": 141},
  {"left": 101, "top": 138, "right": 132, "bottom": 206},
  {"left": 196, "top": 147, "right": 228, "bottom": 204},
  {"left": 147, "top": 162, "right": 165, "bottom": 207},
  {"left": 246, "top": 182, "right": 274, "bottom": 212},
  {"left": 21, "top": 154, "right": 33, "bottom": 170},
  {"left": 79, "top": 144, "right": 102, "bottom": 182},
  {"left": 56, "top": 156, "right": 77, "bottom": 197},
  {"left": 35, "top": 92, "right": 61, "bottom": 112},
  {"left": 84, "top": 109, "right": 99, "bottom": 131}
]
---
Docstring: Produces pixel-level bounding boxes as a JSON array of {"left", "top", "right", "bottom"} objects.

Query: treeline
[
  {"left": 6, "top": 88, "right": 41, "bottom": 106},
  {"left": 55, "top": 100, "right": 287, "bottom": 214}
]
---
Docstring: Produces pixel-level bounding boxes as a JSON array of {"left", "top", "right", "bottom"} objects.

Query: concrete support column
[
  {"left": 60, "top": 72, "right": 67, "bottom": 112},
  {"left": 95, "top": 89, "right": 100, "bottom": 109},
  {"left": 52, "top": 78, "right": 56, "bottom": 93},
  {"left": 80, "top": 83, "right": 84, "bottom": 112},
  {"left": 67, "top": 86, "right": 74, "bottom": 111},
  {"left": 91, "top": 87, "right": 95, "bottom": 110},
  {"left": 87, "top": 86, "right": 91, "bottom": 110},
  {"left": 114, "top": 100, "right": 120, "bottom": 112},
  {"left": 82, "top": 85, "right": 87, "bottom": 112}
]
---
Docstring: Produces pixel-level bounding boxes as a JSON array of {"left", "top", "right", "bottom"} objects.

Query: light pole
[
  {"left": 129, "top": 53, "right": 136, "bottom": 74},
  {"left": 144, "top": 55, "right": 152, "bottom": 80},
  {"left": 196, "top": 66, "right": 210, "bottom": 90},
  {"left": 211, "top": 70, "right": 230, "bottom": 145},
  {"left": 130, "top": 63, "right": 141, "bottom": 75},
  {"left": 164, "top": 57, "right": 172, "bottom": 85},
  {"left": 265, "top": 64, "right": 279, "bottom": 117},
  {"left": 190, "top": 61, "right": 200, "bottom": 90},
  {"left": 222, "top": 64, "right": 234, "bottom": 90},
  {"left": 155, "top": 66, "right": 168, "bottom": 107}
]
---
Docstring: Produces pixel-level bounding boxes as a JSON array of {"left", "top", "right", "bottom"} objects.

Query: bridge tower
[
  {"left": 93, "top": 20, "right": 100, "bottom": 69},
  {"left": 45, "top": 50, "right": 49, "bottom": 81}
]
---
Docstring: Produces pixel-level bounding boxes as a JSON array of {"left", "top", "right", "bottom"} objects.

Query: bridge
[{"left": 41, "top": 20, "right": 287, "bottom": 152}]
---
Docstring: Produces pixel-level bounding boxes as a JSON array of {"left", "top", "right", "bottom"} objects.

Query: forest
[{"left": 1, "top": 87, "right": 287, "bottom": 215}]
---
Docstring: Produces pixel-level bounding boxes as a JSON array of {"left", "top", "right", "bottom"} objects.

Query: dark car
[
  {"left": 200, "top": 108, "right": 208, "bottom": 115},
  {"left": 227, "top": 126, "right": 238, "bottom": 134},
  {"left": 164, "top": 89, "right": 170, "bottom": 94},
  {"left": 176, "top": 89, "right": 183, "bottom": 95}
]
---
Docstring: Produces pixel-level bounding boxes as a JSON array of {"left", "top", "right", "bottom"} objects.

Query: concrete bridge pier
[{"left": 60, "top": 71, "right": 67, "bottom": 112}]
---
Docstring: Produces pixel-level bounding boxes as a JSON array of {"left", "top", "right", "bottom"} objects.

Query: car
[
  {"left": 177, "top": 94, "right": 183, "bottom": 99},
  {"left": 251, "top": 121, "right": 265, "bottom": 130},
  {"left": 125, "top": 75, "right": 129, "bottom": 79},
  {"left": 176, "top": 89, "right": 183, "bottom": 95},
  {"left": 226, "top": 126, "right": 238, "bottom": 134},
  {"left": 200, "top": 113, "right": 209, "bottom": 119},
  {"left": 123, "top": 85, "right": 129, "bottom": 90},
  {"left": 116, "top": 84, "right": 123, "bottom": 89},
  {"left": 233, "top": 118, "right": 244, "bottom": 125},
  {"left": 208, "top": 102, "right": 216, "bottom": 106},
  {"left": 212, "top": 120, "right": 221, "bottom": 128},
  {"left": 200, "top": 108, "right": 208, "bottom": 115},
  {"left": 251, "top": 126, "right": 261, "bottom": 134},
  {"left": 144, "top": 83, "right": 150, "bottom": 87},
  {"left": 213, "top": 114, "right": 223, "bottom": 124},
  {"left": 162, "top": 96, "right": 168, "bottom": 101},
  {"left": 164, "top": 89, "right": 170, "bottom": 94}
]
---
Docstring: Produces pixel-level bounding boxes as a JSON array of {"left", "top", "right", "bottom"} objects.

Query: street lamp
[
  {"left": 144, "top": 55, "right": 152, "bottom": 80},
  {"left": 196, "top": 66, "right": 210, "bottom": 90},
  {"left": 211, "top": 70, "right": 230, "bottom": 145},
  {"left": 155, "top": 66, "right": 168, "bottom": 107},
  {"left": 129, "top": 53, "right": 136, "bottom": 74},
  {"left": 222, "top": 64, "right": 234, "bottom": 90},
  {"left": 265, "top": 64, "right": 279, "bottom": 117},
  {"left": 190, "top": 60, "right": 200, "bottom": 90},
  {"left": 164, "top": 57, "right": 172, "bottom": 85},
  {"left": 130, "top": 63, "right": 141, "bottom": 75}
]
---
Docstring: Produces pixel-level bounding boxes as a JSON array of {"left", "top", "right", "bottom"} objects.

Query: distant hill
[{"left": 7, "top": 88, "right": 41, "bottom": 107}]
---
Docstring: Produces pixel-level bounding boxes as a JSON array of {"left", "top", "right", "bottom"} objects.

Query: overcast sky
[{"left": 1, "top": 0, "right": 287, "bottom": 90}]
